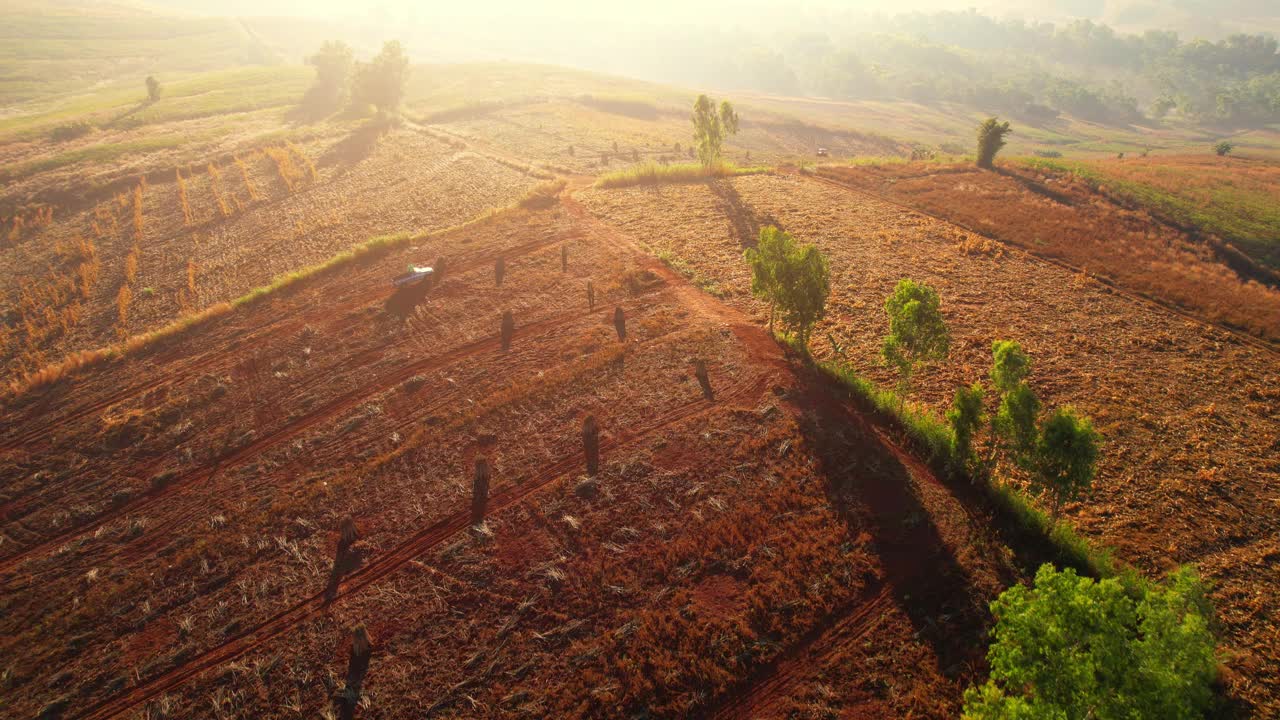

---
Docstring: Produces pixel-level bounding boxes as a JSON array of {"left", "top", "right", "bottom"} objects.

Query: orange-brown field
[
  {"left": 579, "top": 171, "right": 1280, "bottom": 714},
  {"left": 4, "top": 58, "right": 1280, "bottom": 720},
  {"left": 1, "top": 196, "right": 1024, "bottom": 719}
]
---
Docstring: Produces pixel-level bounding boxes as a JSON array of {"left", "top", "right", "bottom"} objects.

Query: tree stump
[
  {"left": 582, "top": 415, "right": 600, "bottom": 476},
  {"left": 500, "top": 311, "right": 515, "bottom": 351},
  {"left": 694, "top": 359, "right": 714, "bottom": 400}
]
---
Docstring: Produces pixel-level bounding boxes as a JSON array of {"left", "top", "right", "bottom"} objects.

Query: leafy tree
[
  {"left": 305, "top": 41, "right": 354, "bottom": 112},
  {"left": 994, "top": 382, "right": 1041, "bottom": 468},
  {"left": 146, "top": 76, "right": 162, "bottom": 103},
  {"left": 946, "top": 382, "right": 985, "bottom": 467},
  {"left": 745, "top": 226, "right": 794, "bottom": 331},
  {"left": 744, "top": 226, "right": 829, "bottom": 348},
  {"left": 964, "top": 564, "right": 1216, "bottom": 720},
  {"left": 352, "top": 41, "right": 410, "bottom": 116},
  {"left": 1033, "top": 406, "right": 1100, "bottom": 518},
  {"left": 1214, "top": 140, "right": 1234, "bottom": 156},
  {"left": 882, "top": 279, "right": 949, "bottom": 399},
  {"left": 990, "top": 339, "right": 1031, "bottom": 393},
  {"left": 975, "top": 117, "right": 1012, "bottom": 169},
  {"left": 775, "top": 243, "right": 829, "bottom": 349},
  {"left": 691, "top": 94, "right": 740, "bottom": 168}
]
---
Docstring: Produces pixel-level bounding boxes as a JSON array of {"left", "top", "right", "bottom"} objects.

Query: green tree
[
  {"left": 352, "top": 40, "right": 410, "bottom": 116},
  {"left": 744, "top": 226, "right": 829, "bottom": 348},
  {"left": 976, "top": 117, "right": 1012, "bottom": 169},
  {"left": 692, "top": 94, "right": 740, "bottom": 168},
  {"left": 994, "top": 382, "right": 1041, "bottom": 468},
  {"left": 745, "top": 226, "right": 793, "bottom": 331},
  {"left": 1033, "top": 406, "right": 1100, "bottom": 518},
  {"left": 775, "top": 243, "right": 829, "bottom": 349},
  {"left": 305, "top": 40, "right": 354, "bottom": 112},
  {"left": 145, "top": 75, "right": 162, "bottom": 103},
  {"left": 946, "top": 382, "right": 985, "bottom": 468},
  {"left": 964, "top": 564, "right": 1216, "bottom": 720},
  {"left": 882, "top": 279, "right": 950, "bottom": 400},
  {"left": 989, "top": 340, "right": 1031, "bottom": 393},
  {"left": 1213, "top": 140, "right": 1234, "bottom": 156}
]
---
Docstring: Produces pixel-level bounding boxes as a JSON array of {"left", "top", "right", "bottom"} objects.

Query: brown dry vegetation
[
  {"left": 819, "top": 162, "right": 1280, "bottom": 343},
  {"left": 0, "top": 128, "right": 543, "bottom": 384},
  {"left": 0, "top": 201, "right": 1019, "bottom": 719},
  {"left": 579, "top": 172, "right": 1280, "bottom": 715}
]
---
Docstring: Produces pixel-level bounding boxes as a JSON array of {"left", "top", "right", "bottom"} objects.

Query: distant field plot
[
  {"left": 0, "top": 128, "right": 540, "bottom": 383},
  {"left": 1022, "top": 155, "right": 1280, "bottom": 270}
]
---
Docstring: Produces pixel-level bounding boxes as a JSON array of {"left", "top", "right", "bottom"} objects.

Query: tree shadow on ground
[
  {"left": 319, "top": 121, "right": 389, "bottom": 169},
  {"left": 708, "top": 179, "right": 782, "bottom": 249},
  {"left": 790, "top": 367, "right": 993, "bottom": 678}
]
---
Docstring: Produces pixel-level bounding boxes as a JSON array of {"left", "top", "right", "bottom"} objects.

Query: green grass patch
[{"left": 595, "top": 161, "right": 770, "bottom": 189}]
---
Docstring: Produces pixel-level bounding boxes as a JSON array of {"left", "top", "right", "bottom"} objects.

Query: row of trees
[
  {"left": 303, "top": 40, "right": 410, "bottom": 118},
  {"left": 740, "top": 227, "right": 1215, "bottom": 716}
]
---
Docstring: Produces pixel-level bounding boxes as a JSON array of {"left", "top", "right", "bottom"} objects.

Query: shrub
[
  {"left": 692, "top": 94, "right": 740, "bottom": 168},
  {"left": 976, "top": 117, "right": 1013, "bottom": 169},
  {"left": 1033, "top": 407, "right": 1100, "bottom": 518},
  {"left": 146, "top": 76, "right": 162, "bottom": 102},
  {"left": 994, "top": 382, "right": 1041, "bottom": 467},
  {"left": 1213, "top": 140, "right": 1234, "bottom": 156},
  {"left": 50, "top": 121, "right": 94, "bottom": 142},
  {"left": 963, "top": 564, "right": 1216, "bottom": 720},
  {"left": 946, "top": 382, "right": 985, "bottom": 467},
  {"left": 881, "top": 279, "right": 949, "bottom": 399}
]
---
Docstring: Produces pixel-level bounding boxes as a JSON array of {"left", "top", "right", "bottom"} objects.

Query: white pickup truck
[{"left": 392, "top": 265, "right": 434, "bottom": 287}]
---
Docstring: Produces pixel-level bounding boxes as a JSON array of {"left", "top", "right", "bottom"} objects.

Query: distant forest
[{"left": 660, "top": 11, "right": 1280, "bottom": 128}]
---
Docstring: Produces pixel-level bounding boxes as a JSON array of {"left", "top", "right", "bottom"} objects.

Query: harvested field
[
  {"left": 0, "top": 200, "right": 1019, "bottom": 718},
  {"left": 0, "top": 127, "right": 542, "bottom": 382},
  {"left": 580, "top": 172, "right": 1280, "bottom": 715},
  {"left": 818, "top": 162, "right": 1280, "bottom": 343}
]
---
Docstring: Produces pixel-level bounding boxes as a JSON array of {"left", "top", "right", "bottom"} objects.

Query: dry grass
[
  {"left": 595, "top": 161, "right": 770, "bottom": 189},
  {"left": 176, "top": 168, "right": 192, "bottom": 225},
  {"left": 821, "top": 163, "right": 1280, "bottom": 342},
  {"left": 263, "top": 146, "right": 303, "bottom": 192},
  {"left": 235, "top": 154, "right": 260, "bottom": 201}
]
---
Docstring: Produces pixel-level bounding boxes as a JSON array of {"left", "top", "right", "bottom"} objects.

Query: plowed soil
[
  {"left": 579, "top": 172, "right": 1280, "bottom": 715},
  {"left": 0, "top": 198, "right": 1019, "bottom": 719}
]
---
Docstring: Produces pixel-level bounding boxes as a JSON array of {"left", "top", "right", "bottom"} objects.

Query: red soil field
[
  {"left": 579, "top": 172, "right": 1280, "bottom": 715},
  {"left": 0, "top": 198, "right": 1020, "bottom": 718},
  {"left": 818, "top": 161, "right": 1280, "bottom": 344}
]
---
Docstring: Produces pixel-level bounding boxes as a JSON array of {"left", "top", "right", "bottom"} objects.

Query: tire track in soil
[
  {"left": 0, "top": 289, "right": 665, "bottom": 575},
  {"left": 805, "top": 170, "right": 1280, "bottom": 357},
  {"left": 75, "top": 371, "right": 770, "bottom": 720},
  {"left": 706, "top": 585, "right": 895, "bottom": 720}
]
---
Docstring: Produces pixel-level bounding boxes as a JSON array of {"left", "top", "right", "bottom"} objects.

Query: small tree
[
  {"left": 1213, "top": 140, "right": 1234, "bottom": 157},
  {"left": 975, "top": 117, "right": 1012, "bottom": 169},
  {"left": 963, "top": 564, "right": 1216, "bottom": 720},
  {"left": 994, "top": 382, "right": 1041, "bottom": 468},
  {"left": 882, "top": 279, "right": 950, "bottom": 400},
  {"left": 692, "top": 94, "right": 740, "bottom": 168},
  {"left": 352, "top": 40, "right": 410, "bottom": 116},
  {"left": 1033, "top": 406, "right": 1100, "bottom": 518},
  {"left": 775, "top": 243, "right": 829, "bottom": 349},
  {"left": 744, "top": 226, "right": 793, "bottom": 331},
  {"left": 305, "top": 40, "right": 354, "bottom": 112},
  {"left": 146, "top": 76, "right": 162, "bottom": 103},
  {"left": 946, "top": 382, "right": 985, "bottom": 468},
  {"left": 990, "top": 340, "right": 1031, "bottom": 393}
]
